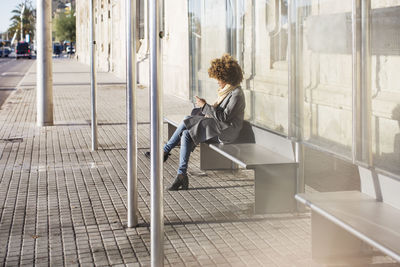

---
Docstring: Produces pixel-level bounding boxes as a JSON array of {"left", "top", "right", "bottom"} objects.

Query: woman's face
[{"left": 218, "top": 80, "right": 227, "bottom": 88}]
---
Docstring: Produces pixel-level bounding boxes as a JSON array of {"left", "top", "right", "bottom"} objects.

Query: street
[{"left": 0, "top": 57, "right": 33, "bottom": 107}]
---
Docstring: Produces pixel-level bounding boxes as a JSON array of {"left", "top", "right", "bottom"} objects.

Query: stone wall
[{"left": 76, "top": 0, "right": 126, "bottom": 79}]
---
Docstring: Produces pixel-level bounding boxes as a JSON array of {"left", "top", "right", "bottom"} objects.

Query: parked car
[
  {"left": 0, "top": 41, "right": 5, "bottom": 57},
  {"left": 53, "top": 43, "right": 62, "bottom": 57},
  {"left": 2, "top": 40, "right": 11, "bottom": 57},
  {"left": 16, "top": 42, "right": 32, "bottom": 59},
  {"left": 3, "top": 47, "right": 11, "bottom": 57},
  {"left": 66, "top": 45, "right": 75, "bottom": 54}
]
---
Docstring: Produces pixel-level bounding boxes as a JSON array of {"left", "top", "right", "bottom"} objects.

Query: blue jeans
[{"left": 163, "top": 118, "right": 195, "bottom": 175}]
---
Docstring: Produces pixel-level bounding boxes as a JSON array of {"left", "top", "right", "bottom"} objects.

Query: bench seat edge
[{"left": 295, "top": 192, "right": 400, "bottom": 263}]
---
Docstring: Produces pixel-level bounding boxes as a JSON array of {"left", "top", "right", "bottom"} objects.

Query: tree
[
  {"left": 8, "top": 0, "right": 36, "bottom": 42},
  {"left": 54, "top": 9, "right": 76, "bottom": 42}
]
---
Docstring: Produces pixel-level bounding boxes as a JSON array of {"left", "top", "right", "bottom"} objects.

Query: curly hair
[{"left": 208, "top": 54, "right": 243, "bottom": 86}]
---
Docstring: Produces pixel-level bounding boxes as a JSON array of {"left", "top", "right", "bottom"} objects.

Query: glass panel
[
  {"left": 297, "top": 0, "right": 353, "bottom": 157},
  {"left": 251, "top": 0, "right": 289, "bottom": 134},
  {"left": 188, "top": 0, "right": 289, "bottom": 135},
  {"left": 188, "top": 0, "right": 232, "bottom": 103},
  {"left": 241, "top": 0, "right": 252, "bottom": 121},
  {"left": 188, "top": 0, "right": 202, "bottom": 103},
  {"left": 371, "top": 1, "right": 400, "bottom": 176}
]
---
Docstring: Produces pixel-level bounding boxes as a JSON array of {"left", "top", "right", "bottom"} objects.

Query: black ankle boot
[
  {"left": 145, "top": 151, "right": 170, "bottom": 162},
  {"left": 168, "top": 174, "right": 189, "bottom": 191}
]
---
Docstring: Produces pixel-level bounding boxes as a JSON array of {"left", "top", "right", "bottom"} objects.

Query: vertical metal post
[
  {"left": 288, "top": 0, "right": 305, "bottom": 203},
  {"left": 235, "top": 0, "right": 242, "bottom": 66},
  {"left": 295, "top": 0, "right": 305, "bottom": 202},
  {"left": 150, "top": 0, "right": 164, "bottom": 264},
  {"left": 295, "top": 2, "right": 304, "bottom": 143},
  {"left": 353, "top": 0, "right": 372, "bottom": 166},
  {"left": 126, "top": 0, "right": 138, "bottom": 228},
  {"left": 36, "top": 0, "right": 53, "bottom": 127},
  {"left": 352, "top": 0, "right": 362, "bottom": 163},
  {"left": 288, "top": 0, "right": 295, "bottom": 137},
  {"left": 361, "top": 0, "right": 372, "bottom": 166},
  {"left": 90, "top": 0, "right": 98, "bottom": 151}
]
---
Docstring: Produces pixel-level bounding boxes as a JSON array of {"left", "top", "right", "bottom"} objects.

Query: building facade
[
  {"left": 76, "top": 0, "right": 127, "bottom": 78},
  {"left": 76, "top": 0, "right": 400, "bottom": 180},
  {"left": 76, "top": 0, "right": 190, "bottom": 99}
]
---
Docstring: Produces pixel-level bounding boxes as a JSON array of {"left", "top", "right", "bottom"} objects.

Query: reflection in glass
[
  {"left": 188, "top": 0, "right": 234, "bottom": 103},
  {"left": 188, "top": 0, "right": 291, "bottom": 134},
  {"left": 371, "top": 1, "right": 400, "bottom": 175},
  {"left": 187, "top": 0, "right": 400, "bottom": 177},
  {"left": 298, "top": 1, "right": 353, "bottom": 157},
  {"left": 252, "top": 0, "right": 289, "bottom": 134}
]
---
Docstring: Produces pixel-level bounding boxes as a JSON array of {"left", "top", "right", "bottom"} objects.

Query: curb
[
  {"left": 16, "top": 61, "right": 35, "bottom": 89},
  {"left": 0, "top": 60, "right": 35, "bottom": 109}
]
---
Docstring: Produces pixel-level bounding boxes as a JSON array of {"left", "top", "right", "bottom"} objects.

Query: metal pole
[
  {"left": 352, "top": 0, "right": 362, "bottom": 163},
  {"left": 20, "top": 5, "right": 25, "bottom": 41},
  {"left": 90, "top": 0, "right": 98, "bottom": 151},
  {"left": 288, "top": 0, "right": 295, "bottom": 137},
  {"left": 361, "top": 0, "right": 372, "bottom": 166},
  {"left": 150, "top": 0, "right": 164, "bottom": 264},
  {"left": 296, "top": 0, "right": 305, "bottom": 201},
  {"left": 235, "top": 0, "right": 242, "bottom": 66},
  {"left": 126, "top": 0, "right": 138, "bottom": 228},
  {"left": 36, "top": 0, "right": 53, "bottom": 127},
  {"left": 288, "top": 0, "right": 305, "bottom": 209},
  {"left": 360, "top": 1, "right": 381, "bottom": 200}
]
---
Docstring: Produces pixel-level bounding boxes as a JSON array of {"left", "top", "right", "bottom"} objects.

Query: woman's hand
[{"left": 195, "top": 96, "right": 206, "bottom": 108}]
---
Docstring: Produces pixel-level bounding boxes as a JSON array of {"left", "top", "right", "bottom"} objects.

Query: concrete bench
[
  {"left": 295, "top": 166, "right": 400, "bottom": 263},
  {"left": 165, "top": 115, "right": 298, "bottom": 214},
  {"left": 165, "top": 115, "right": 185, "bottom": 142}
]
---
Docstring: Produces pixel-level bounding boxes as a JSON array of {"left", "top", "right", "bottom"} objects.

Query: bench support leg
[
  {"left": 167, "top": 124, "right": 177, "bottom": 140},
  {"left": 312, "top": 212, "right": 363, "bottom": 261},
  {"left": 254, "top": 164, "right": 297, "bottom": 214},
  {"left": 200, "top": 143, "right": 236, "bottom": 170}
]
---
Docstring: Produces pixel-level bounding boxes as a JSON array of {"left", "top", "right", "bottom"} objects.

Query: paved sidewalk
[{"left": 0, "top": 59, "right": 397, "bottom": 266}]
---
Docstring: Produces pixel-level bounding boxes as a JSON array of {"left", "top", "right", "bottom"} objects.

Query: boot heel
[
  {"left": 181, "top": 175, "right": 189, "bottom": 190},
  {"left": 168, "top": 174, "right": 188, "bottom": 191}
]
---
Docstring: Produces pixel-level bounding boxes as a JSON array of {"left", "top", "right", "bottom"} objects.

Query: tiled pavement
[{"left": 0, "top": 59, "right": 398, "bottom": 266}]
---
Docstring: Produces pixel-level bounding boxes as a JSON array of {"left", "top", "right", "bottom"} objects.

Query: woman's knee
[
  {"left": 181, "top": 130, "right": 191, "bottom": 140},
  {"left": 181, "top": 130, "right": 196, "bottom": 151},
  {"left": 182, "top": 130, "right": 194, "bottom": 145}
]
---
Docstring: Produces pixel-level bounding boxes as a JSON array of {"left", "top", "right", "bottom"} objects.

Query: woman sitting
[{"left": 147, "top": 54, "right": 245, "bottom": 190}]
